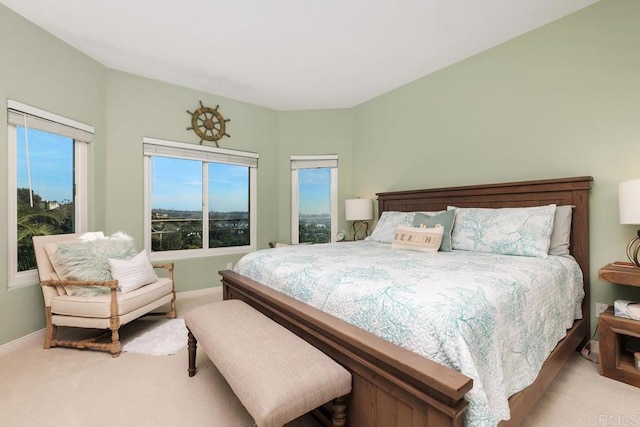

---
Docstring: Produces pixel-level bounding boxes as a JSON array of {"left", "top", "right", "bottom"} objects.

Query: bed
[{"left": 220, "top": 176, "right": 593, "bottom": 427}]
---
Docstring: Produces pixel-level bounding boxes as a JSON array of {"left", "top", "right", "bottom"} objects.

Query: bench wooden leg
[
  {"left": 331, "top": 396, "right": 347, "bottom": 427},
  {"left": 188, "top": 329, "right": 198, "bottom": 377}
]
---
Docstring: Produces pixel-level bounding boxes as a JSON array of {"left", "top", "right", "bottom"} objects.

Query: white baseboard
[
  {"left": 0, "top": 328, "right": 45, "bottom": 358},
  {"left": 0, "top": 287, "right": 222, "bottom": 357},
  {"left": 176, "top": 286, "right": 221, "bottom": 300},
  {"left": 582, "top": 340, "right": 600, "bottom": 363},
  {"left": 590, "top": 340, "right": 600, "bottom": 358}
]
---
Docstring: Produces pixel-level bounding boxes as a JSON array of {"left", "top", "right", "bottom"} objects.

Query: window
[
  {"left": 143, "top": 137, "right": 258, "bottom": 260},
  {"left": 7, "top": 100, "right": 92, "bottom": 288},
  {"left": 291, "top": 155, "right": 338, "bottom": 244}
]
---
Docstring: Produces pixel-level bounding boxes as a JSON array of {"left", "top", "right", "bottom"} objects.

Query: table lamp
[
  {"left": 345, "top": 198, "right": 373, "bottom": 241},
  {"left": 619, "top": 179, "right": 640, "bottom": 267}
]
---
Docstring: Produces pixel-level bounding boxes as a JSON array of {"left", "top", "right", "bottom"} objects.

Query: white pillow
[
  {"left": 109, "top": 250, "right": 158, "bottom": 294},
  {"left": 548, "top": 205, "right": 574, "bottom": 256},
  {"left": 78, "top": 231, "right": 106, "bottom": 241}
]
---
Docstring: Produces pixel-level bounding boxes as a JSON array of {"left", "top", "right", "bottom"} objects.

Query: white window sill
[
  {"left": 8, "top": 270, "right": 39, "bottom": 290},
  {"left": 148, "top": 245, "right": 255, "bottom": 262}
]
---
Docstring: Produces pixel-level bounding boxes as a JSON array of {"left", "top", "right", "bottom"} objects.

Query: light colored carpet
[
  {"left": 522, "top": 351, "right": 640, "bottom": 426},
  {"left": 1, "top": 289, "right": 639, "bottom": 427}
]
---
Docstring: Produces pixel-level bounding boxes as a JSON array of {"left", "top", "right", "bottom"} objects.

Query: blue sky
[
  {"left": 152, "top": 159, "right": 331, "bottom": 214},
  {"left": 152, "top": 157, "right": 249, "bottom": 212},
  {"left": 17, "top": 127, "right": 73, "bottom": 203},
  {"left": 298, "top": 168, "right": 330, "bottom": 215},
  {"left": 17, "top": 126, "right": 330, "bottom": 215}
]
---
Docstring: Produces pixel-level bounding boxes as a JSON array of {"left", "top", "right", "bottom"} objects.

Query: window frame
[
  {"left": 290, "top": 155, "right": 338, "bottom": 244},
  {"left": 143, "top": 137, "right": 258, "bottom": 261},
  {"left": 6, "top": 100, "right": 90, "bottom": 289}
]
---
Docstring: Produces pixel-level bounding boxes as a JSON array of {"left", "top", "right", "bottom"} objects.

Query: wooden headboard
[{"left": 377, "top": 176, "right": 594, "bottom": 331}]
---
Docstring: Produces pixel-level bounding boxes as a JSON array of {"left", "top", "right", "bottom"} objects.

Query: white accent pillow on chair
[{"left": 109, "top": 250, "right": 158, "bottom": 294}]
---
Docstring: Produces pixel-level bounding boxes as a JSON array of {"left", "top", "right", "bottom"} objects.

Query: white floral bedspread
[{"left": 234, "top": 241, "right": 584, "bottom": 426}]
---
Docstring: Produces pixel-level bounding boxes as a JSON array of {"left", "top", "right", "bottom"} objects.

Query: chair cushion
[{"left": 50, "top": 278, "right": 173, "bottom": 318}]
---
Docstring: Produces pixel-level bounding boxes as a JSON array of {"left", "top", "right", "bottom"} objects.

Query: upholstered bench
[{"left": 184, "top": 300, "right": 352, "bottom": 427}]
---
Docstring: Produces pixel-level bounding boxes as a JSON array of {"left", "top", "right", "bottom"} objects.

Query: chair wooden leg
[
  {"left": 167, "top": 294, "right": 177, "bottom": 319},
  {"left": 110, "top": 331, "right": 122, "bottom": 358},
  {"left": 331, "top": 396, "right": 347, "bottom": 427},
  {"left": 43, "top": 307, "right": 56, "bottom": 349},
  {"left": 109, "top": 315, "right": 121, "bottom": 358},
  {"left": 188, "top": 330, "right": 198, "bottom": 377}
]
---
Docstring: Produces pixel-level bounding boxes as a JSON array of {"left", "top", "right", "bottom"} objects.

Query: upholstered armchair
[{"left": 33, "top": 232, "right": 176, "bottom": 357}]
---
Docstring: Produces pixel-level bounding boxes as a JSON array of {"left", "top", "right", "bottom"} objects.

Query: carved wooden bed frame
[{"left": 220, "top": 176, "right": 593, "bottom": 426}]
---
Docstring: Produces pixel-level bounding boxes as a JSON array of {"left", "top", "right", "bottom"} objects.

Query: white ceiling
[{"left": 2, "top": 0, "right": 598, "bottom": 111}]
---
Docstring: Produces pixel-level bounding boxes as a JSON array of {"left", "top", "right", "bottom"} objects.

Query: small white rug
[{"left": 121, "top": 318, "right": 188, "bottom": 356}]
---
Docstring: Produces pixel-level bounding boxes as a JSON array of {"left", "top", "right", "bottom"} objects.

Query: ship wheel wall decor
[{"left": 186, "top": 101, "right": 230, "bottom": 146}]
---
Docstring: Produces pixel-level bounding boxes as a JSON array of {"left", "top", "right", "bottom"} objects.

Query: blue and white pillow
[
  {"left": 450, "top": 204, "right": 556, "bottom": 258},
  {"left": 366, "top": 211, "right": 415, "bottom": 243}
]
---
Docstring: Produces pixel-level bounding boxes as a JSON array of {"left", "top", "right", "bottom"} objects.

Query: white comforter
[{"left": 234, "top": 241, "right": 584, "bottom": 426}]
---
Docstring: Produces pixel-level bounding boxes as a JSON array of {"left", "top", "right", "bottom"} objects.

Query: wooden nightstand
[
  {"left": 599, "top": 263, "right": 640, "bottom": 287},
  {"left": 598, "top": 263, "right": 640, "bottom": 387}
]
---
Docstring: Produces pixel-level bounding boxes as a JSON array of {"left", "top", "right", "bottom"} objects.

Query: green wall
[
  {"left": 352, "top": 0, "right": 640, "bottom": 333},
  {"left": 0, "top": 5, "right": 107, "bottom": 344},
  {"left": 276, "top": 109, "right": 354, "bottom": 243},
  {"left": 2, "top": 0, "right": 640, "bottom": 346}
]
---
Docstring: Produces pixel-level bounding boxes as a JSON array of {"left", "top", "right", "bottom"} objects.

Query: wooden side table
[
  {"left": 599, "top": 263, "right": 640, "bottom": 287},
  {"left": 598, "top": 263, "right": 640, "bottom": 387}
]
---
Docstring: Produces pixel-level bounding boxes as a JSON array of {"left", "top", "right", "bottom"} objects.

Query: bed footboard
[
  {"left": 220, "top": 176, "right": 592, "bottom": 426},
  {"left": 221, "top": 270, "right": 473, "bottom": 427}
]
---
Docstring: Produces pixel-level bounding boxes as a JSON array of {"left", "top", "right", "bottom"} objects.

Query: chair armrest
[
  {"left": 153, "top": 263, "right": 175, "bottom": 280},
  {"left": 41, "top": 279, "right": 120, "bottom": 319},
  {"left": 40, "top": 279, "right": 119, "bottom": 290},
  {"left": 152, "top": 263, "right": 175, "bottom": 293},
  {"left": 152, "top": 262, "right": 174, "bottom": 273}
]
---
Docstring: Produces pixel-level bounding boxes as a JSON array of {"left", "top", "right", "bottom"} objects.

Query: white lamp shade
[
  {"left": 619, "top": 179, "right": 640, "bottom": 224},
  {"left": 345, "top": 198, "right": 373, "bottom": 221}
]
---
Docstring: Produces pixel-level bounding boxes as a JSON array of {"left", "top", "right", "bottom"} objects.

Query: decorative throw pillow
[
  {"left": 412, "top": 210, "right": 456, "bottom": 252},
  {"left": 47, "top": 232, "right": 138, "bottom": 296},
  {"left": 109, "top": 250, "right": 158, "bottom": 294},
  {"left": 366, "top": 211, "right": 416, "bottom": 243},
  {"left": 391, "top": 224, "right": 444, "bottom": 252},
  {"left": 450, "top": 204, "right": 556, "bottom": 258},
  {"left": 78, "top": 231, "right": 106, "bottom": 241},
  {"left": 548, "top": 205, "right": 574, "bottom": 256}
]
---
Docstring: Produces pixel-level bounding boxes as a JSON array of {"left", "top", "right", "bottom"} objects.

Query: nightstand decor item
[
  {"left": 345, "top": 198, "right": 373, "bottom": 241},
  {"left": 619, "top": 179, "right": 640, "bottom": 267},
  {"left": 614, "top": 300, "right": 640, "bottom": 320},
  {"left": 186, "top": 101, "right": 230, "bottom": 147}
]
